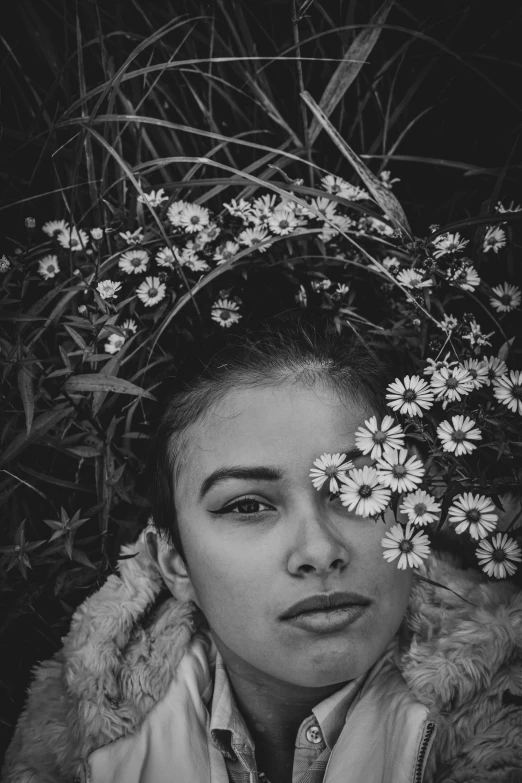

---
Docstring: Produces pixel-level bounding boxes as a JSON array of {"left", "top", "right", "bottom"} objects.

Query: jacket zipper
[{"left": 413, "top": 721, "right": 436, "bottom": 783}]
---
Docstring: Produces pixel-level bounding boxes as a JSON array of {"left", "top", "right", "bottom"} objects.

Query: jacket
[{"left": 2, "top": 524, "right": 522, "bottom": 783}]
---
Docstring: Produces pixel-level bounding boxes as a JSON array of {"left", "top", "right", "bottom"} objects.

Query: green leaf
[
  {"left": 301, "top": 90, "right": 412, "bottom": 238},
  {"left": 308, "top": 0, "right": 393, "bottom": 144},
  {"left": 64, "top": 374, "right": 156, "bottom": 401},
  {"left": 0, "top": 406, "right": 73, "bottom": 466},
  {"left": 17, "top": 365, "right": 35, "bottom": 437}
]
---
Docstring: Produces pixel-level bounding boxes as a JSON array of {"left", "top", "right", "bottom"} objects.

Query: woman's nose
[{"left": 286, "top": 499, "right": 350, "bottom": 576}]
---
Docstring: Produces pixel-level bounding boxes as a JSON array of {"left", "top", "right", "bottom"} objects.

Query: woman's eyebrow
[{"left": 198, "top": 448, "right": 361, "bottom": 500}]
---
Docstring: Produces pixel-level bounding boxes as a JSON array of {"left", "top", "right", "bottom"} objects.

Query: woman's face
[{"left": 174, "top": 381, "right": 413, "bottom": 687}]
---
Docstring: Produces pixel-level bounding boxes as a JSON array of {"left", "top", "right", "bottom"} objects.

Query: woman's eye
[{"left": 215, "top": 497, "right": 274, "bottom": 516}]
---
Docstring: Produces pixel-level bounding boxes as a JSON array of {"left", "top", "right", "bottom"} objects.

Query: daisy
[
  {"left": 375, "top": 447, "right": 425, "bottom": 493},
  {"left": 223, "top": 198, "right": 253, "bottom": 220},
  {"left": 400, "top": 490, "right": 441, "bottom": 526},
  {"left": 250, "top": 194, "right": 278, "bottom": 223},
  {"left": 194, "top": 223, "right": 221, "bottom": 246},
  {"left": 118, "top": 249, "right": 149, "bottom": 274},
  {"left": 382, "top": 256, "right": 400, "bottom": 270},
  {"left": 303, "top": 197, "right": 338, "bottom": 222},
  {"left": 355, "top": 415, "right": 405, "bottom": 460},
  {"left": 480, "top": 356, "right": 508, "bottom": 386},
  {"left": 396, "top": 269, "right": 432, "bottom": 290},
  {"left": 483, "top": 226, "right": 506, "bottom": 253},
  {"left": 493, "top": 370, "right": 522, "bottom": 415},
  {"left": 430, "top": 367, "right": 474, "bottom": 404},
  {"left": 136, "top": 277, "right": 167, "bottom": 307},
  {"left": 437, "top": 415, "right": 482, "bottom": 456},
  {"left": 155, "top": 247, "right": 177, "bottom": 268},
  {"left": 268, "top": 208, "right": 303, "bottom": 236},
  {"left": 476, "top": 534, "right": 522, "bottom": 579},
  {"left": 97, "top": 280, "right": 122, "bottom": 300},
  {"left": 214, "top": 241, "right": 240, "bottom": 265},
  {"left": 490, "top": 283, "right": 521, "bottom": 313},
  {"left": 56, "top": 226, "right": 89, "bottom": 251},
  {"left": 38, "top": 255, "right": 60, "bottom": 280},
  {"left": 338, "top": 466, "right": 391, "bottom": 518},
  {"left": 438, "top": 314, "right": 458, "bottom": 335},
  {"left": 320, "top": 175, "right": 352, "bottom": 198},
  {"left": 167, "top": 201, "right": 189, "bottom": 227},
  {"left": 431, "top": 232, "right": 469, "bottom": 258},
  {"left": 119, "top": 227, "right": 144, "bottom": 245},
  {"left": 333, "top": 283, "right": 350, "bottom": 299},
  {"left": 42, "top": 219, "right": 69, "bottom": 237},
  {"left": 379, "top": 170, "right": 400, "bottom": 189},
  {"left": 104, "top": 333, "right": 125, "bottom": 354},
  {"left": 449, "top": 264, "right": 480, "bottom": 292},
  {"left": 320, "top": 215, "right": 353, "bottom": 242},
  {"left": 462, "top": 318, "right": 493, "bottom": 349},
  {"left": 90, "top": 227, "right": 104, "bottom": 241},
  {"left": 366, "top": 217, "right": 395, "bottom": 237},
  {"left": 309, "top": 453, "right": 354, "bottom": 493},
  {"left": 386, "top": 376, "right": 435, "bottom": 417},
  {"left": 185, "top": 257, "right": 210, "bottom": 273},
  {"left": 137, "top": 188, "right": 169, "bottom": 207},
  {"left": 381, "top": 522, "right": 431, "bottom": 569},
  {"left": 448, "top": 493, "right": 498, "bottom": 540},
  {"left": 459, "top": 359, "right": 487, "bottom": 390},
  {"left": 0, "top": 255, "right": 11, "bottom": 272},
  {"left": 423, "top": 353, "right": 458, "bottom": 377},
  {"left": 179, "top": 204, "right": 211, "bottom": 233},
  {"left": 122, "top": 319, "right": 138, "bottom": 334},
  {"left": 496, "top": 200, "right": 522, "bottom": 216},
  {"left": 311, "top": 278, "right": 332, "bottom": 292},
  {"left": 211, "top": 298, "right": 242, "bottom": 328},
  {"left": 174, "top": 245, "right": 199, "bottom": 266},
  {"left": 237, "top": 226, "right": 270, "bottom": 252}
]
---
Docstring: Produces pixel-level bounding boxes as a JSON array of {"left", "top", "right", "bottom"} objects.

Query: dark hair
[{"left": 147, "top": 310, "right": 397, "bottom": 562}]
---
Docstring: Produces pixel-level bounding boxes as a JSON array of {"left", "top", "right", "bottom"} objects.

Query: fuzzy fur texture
[{"left": 2, "top": 527, "right": 522, "bottom": 783}]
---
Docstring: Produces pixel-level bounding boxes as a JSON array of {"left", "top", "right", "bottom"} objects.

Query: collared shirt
[{"left": 208, "top": 651, "right": 371, "bottom": 783}]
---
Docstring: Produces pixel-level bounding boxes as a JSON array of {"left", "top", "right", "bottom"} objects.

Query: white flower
[
  {"left": 438, "top": 314, "right": 458, "bottom": 334},
  {"left": 295, "top": 284, "right": 307, "bottom": 307},
  {"left": 430, "top": 367, "right": 474, "bottom": 404},
  {"left": 119, "top": 227, "right": 144, "bottom": 245},
  {"left": 211, "top": 298, "right": 242, "bottom": 328},
  {"left": 194, "top": 223, "right": 221, "bottom": 246},
  {"left": 311, "top": 278, "right": 332, "bottom": 292},
  {"left": 333, "top": 283, "right": 350, "bottom": 299},
  {"left": 490, "top": 283, "right": 521, "bottom": 313},
  {"left": 493, "top": 370, "right": 522, "bottom": 415},
  {"left": 91, "top": 227, "right": 104, "bottom": 241},
  {"left": 396, "top": 269, "right": 432, "bottom": 290},
  {"left": 483, "top": 226, "right": 506, "bottom": 253},
  {"left": 321, "top": 175, "right": 366, "bottom": 200},
  {"left": 250, "top": 194, "right": 278, "bottom": 223},
  {"left": 185, "top": 256, "right": 210, "bottom": 273},
  {"left": 25, "top": 215, "right": 36, "bottom": 227},
  {"left": 155, "top": 247, "right": 177, "bottom": 268},
  {"left": 448, "top": 493, "right": 498, "bottom": 540},
  {"left": 496, "top": 200, "right": 522, "bottom": 217},
  {"left": 78, "top": 305, "right": 87, "bottom": 315},
  {"left": 480, "top": 356, "right": 508, "bottom": 386},
  {"left": 97, "top": 280, "right": 122, "bottom": 300},
  {"left": 179, "top": 203, "right": 211, "bottom": 233},
  {"left": 431, "top": 232, "right": 468, "bottom": 258},
  {"left": 237, "top": 226, "right": 270, "bottom": 252},
  {"left": 449, "top": 263, "right": 480, "bottom": 292},
  {"left": 136, "top": 276, "right": 167, "bottom": 307},
  {"left": 355, "top": 415, "right": 405, "bottom": 460},
  {"left": 400, "top": 490, "right": 441, "bottom": 526},
  {"left": 381, "top": 523, "right": 431, "bottom": 569},
  {"left": 462, "top": 318, "right": 493, "bottom": 349},
  {"left": 476, "top": 534, "right": 522, "bottom": 579},
  {"left": 320, "top": 215, "right": 353, "bottom": 242},
  {"left": 379, "top": 170, "right": 400, "bottom": 189},
  {"left": 437, "top": 415, "right": 482, "bottom": 456},
  {"left": 104, "top": 333, "right": 125, "bottom": 354},
  {"left": 38, "top": 254, "right": 60, "bottom": 280},
  {"left": 309, "top": 453, "right": 355, "bottom": 493},
  {"left": 118, "top": 249, "right": 149, "bottom": 274},
  {"left": 338, "top": 466, "right": 391, "bottom": 518},
  {"left": 268, "top": 208, "right": 303, "bottom": 236},
  {"left": 223, "top": 198, "right": 253, "bottom": 220},
  {"left": 461, "top": 359, "right": 488, "bottom": 389},
  {"left": 214, "top": 241, "right": 240, "bottom": 265},
  {"left": 364, "top": 217, "right": 395, "bottom": 237},
  {"left": 382, "top": 256, "right": 400, "bottom": 270},
  {"left": 137, "top": 188, "right": 169, "bottom": 207},
  {"left": 122, "top": 319, "right": 137, "bottom": 334},
  {"left": 375, "top": 447, "right": 425, "bottom": 493},
  {"left": 174, "top": 245, "right": 199, "bottom": 266},
  {"left": 423, "top": 353, "right": 458, "bottom": 377},
  {"left": 167, "top": 201, "right": 189, "bottom": 227},
  {"left": 42, "top": 219, "right": 69, "bottom": 237},
  {"left": 0, "top": 255, "right": 11, "bottom": 272},
  {"left": 302, "top": 197, "right": 338, "bottom": 222},
  {"left": 386, "top": 375, "right": 435, "bottom": 417},
  {"left": 56, "top": 226, "right": 89, "bottom": 251}
]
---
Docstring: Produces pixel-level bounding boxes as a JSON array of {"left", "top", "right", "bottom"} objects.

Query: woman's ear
[{"left": 145, "top": 530, "right": 199, "bottom": 605}]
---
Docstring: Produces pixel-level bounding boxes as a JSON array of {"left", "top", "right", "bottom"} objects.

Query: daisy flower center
[
  {"left": 451, "top": 430, "right": 466, "bottom": 442},
  {"left": 469, "top": 369, "right": 478, "bottom": 379},
  {"left": 399, "top": 541, "right": 413, "bottom": 553},
  {"left": 446, "top": 378, "right": 458, "bottom": 389},
  {"left": 466, "top": 509, "right": 481, "bottom": 523},
  {"left": 392, "top": 465, "right": 407, "bottom": 477},
  {"left": 148, "top": 288, "right": 158, "bottom": 297},
  {"left": 512, "top": 385, "right": 522, "bottom": 399},
  {"left": 279, "top": 220, "right": 289, "bottom": 229},
  {"left": 492, "top": 549, "right": 506, "bottom": 562},
  {"left": 501, "top": 294, "right": 512, "bottom": 304},
  {"left": 132, "top": 258, "right": 142, "bottom": 266},
  {"left": 190, "top": 216, "right": 201, "bottom": 225},
  {"left": 414, "top": 503, "right": 427, "bottom": 516},
  {"left": 403, "top": 390, "right": 417, "bottom": 401},
  {"left": 373, "top": 431, "right": 387, "bottom": 443},
  {"left": 359, "top": 485, "right": 372, "bottom": 498}
]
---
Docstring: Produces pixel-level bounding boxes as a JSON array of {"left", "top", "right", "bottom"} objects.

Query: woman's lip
[{"left": 283, "top": 604, "right": 368, "bottom": 633}]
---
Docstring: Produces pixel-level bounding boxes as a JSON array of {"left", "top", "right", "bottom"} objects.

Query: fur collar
[{"left": 2, "top": 525, "right": 522, "bottom": 783}]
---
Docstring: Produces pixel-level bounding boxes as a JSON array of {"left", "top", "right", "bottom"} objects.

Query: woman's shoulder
[{"left": 397, "top": 549, "right": 522, "bottom": 782}]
